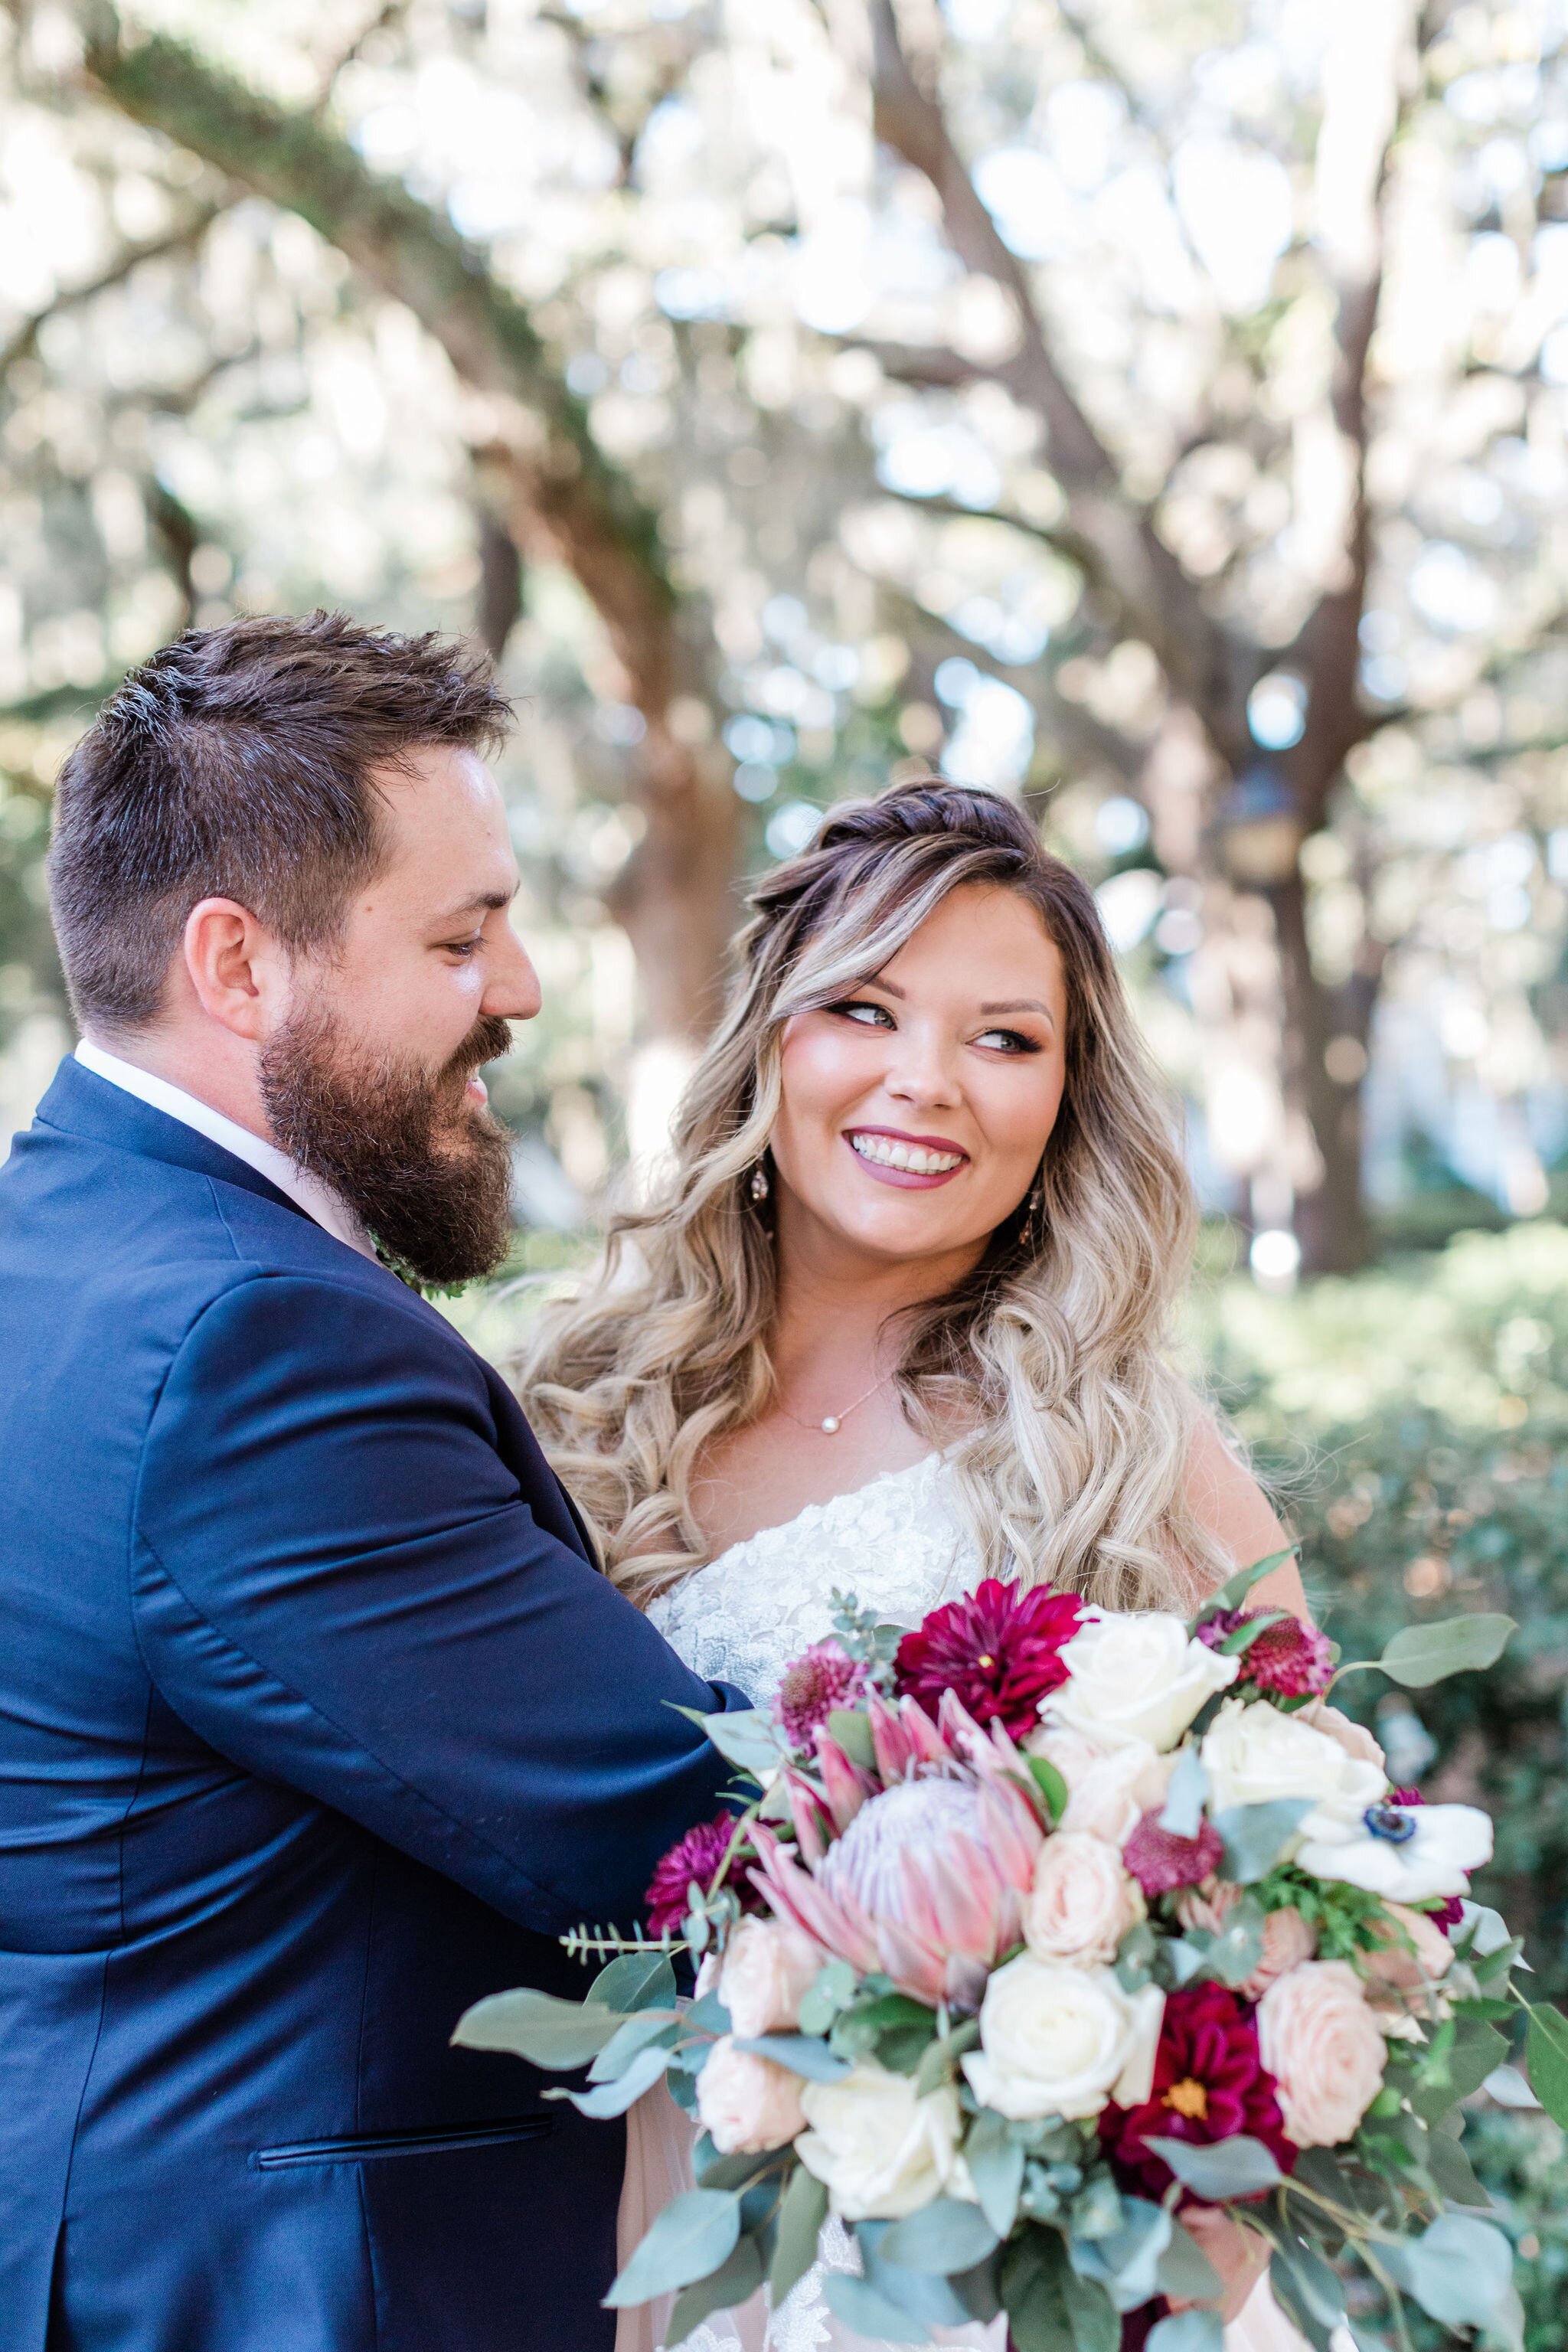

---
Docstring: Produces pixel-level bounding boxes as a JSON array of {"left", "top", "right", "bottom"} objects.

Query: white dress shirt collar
[{"left": 74, "top": 1039, "right": 377, "bottom": 1263}]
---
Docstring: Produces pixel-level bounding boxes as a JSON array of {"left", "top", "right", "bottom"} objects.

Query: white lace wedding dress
[{"left": 618, "top": 1454, "right": 1308, "bottom": 2352}]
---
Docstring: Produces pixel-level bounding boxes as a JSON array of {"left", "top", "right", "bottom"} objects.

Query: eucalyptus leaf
[
  {"left": 665, "top": 2233, "right": 764, "bottom": 2346},
  {"left": 547, "top": 2038, "right": 673, "bottom": 2117},
  {"left": 1424, "top": 2125, "right": 1494, "bottom": 2209},
  {"left": 822, "top": 2269, "right": 933, "bottom": 2343},
  {"left": 964, "top": 2110, "right": 1027, "bottom": 2239},
  {"left": 700, "top": 1709, "right": 788, "bottom": 1782},
  {"left": 1525, "top": 2001, "right": 1568, "bottom": 2128},
  {"left": 1214, "top": 1798, "right": 1312, "bottom": 1883},
  {"left": 592, "top": 1951, "right": 678, "bottom": 2014},
  {"left": 826, "top": 1708, "right": 876, "bottom": 1769},
  {"left": 860, "top": 2226, "right": 984, "bottom": 2326},
  {"left": 797, "top": 1960, "right": 858, "bottom": 2038},
  {"left": 588, "top": 2009, "right": 680, "bottom": 2082},
  {"left": 1142, "top": 2135, "right": 1284, "bottom": 2199},
  {"left": 769, "top": 2164, "right": 828, "bottom": 2310},
  {"left": 605, "top": 2187, "right": 742, "bottom": 2307},
  {"left": 1067, "top": 2196, "right": 1170, "bottom": 2311},
  {"left": 1198, "top": 1894, "right": 1266, "bottom": 1988},
  {"left": 1377, "top": 1613, "right": 1516, "bottom": 1690},
  {"left": 452, "top": 1985, "right": 624, "bottom": 2070},
  {"left": 880, "top": 2197, "right": 1000, "bottom": 2276},
  {"left": 1380, "top": 2213, "right": 1518, "bottom": 2336},
  {"left": 1269, "top": 2239, "right": 1346, "bottom": 2352},
  {"left": 1161, "top": 1938, "right": 1208, "bottom": 1988},
  {"left": 1196, "top": 1546, "right": 1300, "bottom": 1621},
  {"left": 1154, "top": 2221, "right": 1223, "bottom": 2304},
  {"left": 1160, "top": 1744, "right": 1210, "bottom": 1839},
  {"left": 1060, "top": 2265, "right": 1120, "bottom": 2352},
  {"left": 1145, "top": 2316, "right": 1224, "bottom": 2352},
  {"left": 733, "top": 2033, "right": 852, "bottom": 2082}
]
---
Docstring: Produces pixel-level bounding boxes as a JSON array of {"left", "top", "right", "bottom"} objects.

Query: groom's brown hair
[{"left": 49, "top": 609, "right": 511, "bottom": 1031}]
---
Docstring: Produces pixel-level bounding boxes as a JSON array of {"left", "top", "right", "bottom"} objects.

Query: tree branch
[
  {"left": 862, "top": 0, "right": 1235, "bottom": 734},
  {"left": 0, "top": 204, "right": 221, "bottom": 377},
  {"left": 880, "top": 486, "right": 1111, "bottom": 596}
]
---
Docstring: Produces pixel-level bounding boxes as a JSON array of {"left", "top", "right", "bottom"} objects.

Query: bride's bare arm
[{"left": 1183, "top": 1413, "right": 1312, "bottom": 1623}]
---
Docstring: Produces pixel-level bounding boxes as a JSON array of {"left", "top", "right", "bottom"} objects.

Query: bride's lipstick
[{"left": 844, "top": 1125, "right": 969, "bottom": 1190}]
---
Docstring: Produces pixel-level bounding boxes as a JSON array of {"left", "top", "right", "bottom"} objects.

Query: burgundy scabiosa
[
  {"left": 893, "top": 1577, "right": 1083, "bottom": 1740},
  {"left": 1197, "top": 1609, "right": 1333, "bottom": 1698},
  {"left": 1122, "top": 1807, "right": 1224, "bottom": 1897},
  {"left": 645, "top": 1813, "right": 745, "bottom": 1938},
  {"left": 1099, "top": 1982, "right": 1295, "bottom": 2201},
  {"left": 773, "top": 1641, "right": 867, "bottom": 1749}
]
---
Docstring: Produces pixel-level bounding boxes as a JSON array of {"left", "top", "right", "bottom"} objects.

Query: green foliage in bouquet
[{"left": 455, "top": 1542, "right": 1564, "bottom": 2351}]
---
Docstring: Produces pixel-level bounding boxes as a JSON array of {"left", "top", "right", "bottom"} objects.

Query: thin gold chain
[{"left": 774, "top": 1371, "right": 890, "bottom": 1436}]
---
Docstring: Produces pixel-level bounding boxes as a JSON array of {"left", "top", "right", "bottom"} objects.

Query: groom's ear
[{"left": 181, "top": 897, "right": 293, "bottom": 1042}]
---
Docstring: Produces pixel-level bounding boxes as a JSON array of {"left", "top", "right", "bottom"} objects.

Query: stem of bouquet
[{"left": 1356, "top": 2239, "right": 1417, "bottom": 2352}]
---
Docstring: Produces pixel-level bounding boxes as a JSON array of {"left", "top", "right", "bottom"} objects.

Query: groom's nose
[{"left": 483, "top": 923, "right": 543, "bottom": 1023}]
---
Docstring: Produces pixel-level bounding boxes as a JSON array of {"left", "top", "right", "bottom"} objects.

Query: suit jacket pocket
[{"left": 253, "top": 2115, "right": 554, "bottom": 2168}]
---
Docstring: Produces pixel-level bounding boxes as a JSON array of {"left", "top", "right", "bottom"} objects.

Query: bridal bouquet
[{"left": 457, "top": 1557, "right": 1566, "bottom": 2351}]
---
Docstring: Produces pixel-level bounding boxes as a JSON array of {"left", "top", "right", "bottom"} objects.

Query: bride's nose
[{"left": 883, "top": 1021, "right": 961, "bottom": 1108}]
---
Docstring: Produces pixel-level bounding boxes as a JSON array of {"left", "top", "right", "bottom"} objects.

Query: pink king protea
[{"left": 750, "top": 1693, "right": 1044, "bottom": 2009}]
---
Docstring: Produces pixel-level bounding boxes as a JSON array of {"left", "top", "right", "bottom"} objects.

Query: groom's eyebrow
[{"left": 432, "top": 887, "right": 516, "bottom": 922}]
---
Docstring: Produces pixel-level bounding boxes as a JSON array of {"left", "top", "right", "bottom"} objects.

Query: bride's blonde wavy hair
[{"left": 518, "top": 777, "right": 1227, "bottom": 1612}]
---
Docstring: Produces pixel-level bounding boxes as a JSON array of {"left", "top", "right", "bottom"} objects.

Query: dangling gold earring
[
  {"left": 1023, "top": 1166, "right": 1044, "bottom": 1247},
  {"left": 750, "top": 1161, "right": 770, "bottom": 1204}
]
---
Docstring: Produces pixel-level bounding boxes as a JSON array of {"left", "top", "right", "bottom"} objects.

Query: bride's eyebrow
[{"left": 980, "top": 998, "right": 1049, "bottom": 1017}]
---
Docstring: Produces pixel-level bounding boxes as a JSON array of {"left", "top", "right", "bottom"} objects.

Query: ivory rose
[
  {"left": 1044, "top": 1610, "right": 1240, "bottom": 1752},
  {"left": 717, "top": 1916, "right": 822, "bottom": 2039},
  {"left": 1027, "top": 1726, "right": 1176, "bottom": 1845},
  {"left": 1200, "top": 1697, "right": 1387, "bottom": 1840},
  {"left": 1025, "top": 1831, "right": 1145, "bottom": 1966},
  {"left": 1256, "top": 1961, "right": 1387, "bottom": 2147},
  {"left": 796, "top": 2061, "right": 963, "bottom": 2220},
  {"left": 695, "top": 2037, "right": 806, "bottom": 2155},
  {"left": 963, "top": 1955, "right": 1165, "bottom": 2122}
]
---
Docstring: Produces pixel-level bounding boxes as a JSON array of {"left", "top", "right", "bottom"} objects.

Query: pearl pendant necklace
[{"left": 778, "top": 1372, "right": 888, "bottom": 1436}]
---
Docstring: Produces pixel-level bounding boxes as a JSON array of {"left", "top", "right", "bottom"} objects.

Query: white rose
[
  {"left": 1025, "top": 1831, "right": 1145, "bottom": 1966},
  {"left": 717, "top": 1916, "right": 822, "bottom": 2040},
  {"left": 962, "top": 1955, "right": 1165, "bottom": 2122},
  {"left": 1044, "top": 1611, "right": 1239, "bottom": 1753},
  {"left": 1026, "top": 1727, "right": 1175, "bottom": 1846},
  {"left": 696, "top": 2037, "right": 807, "bottom": 2155},
  {"left": 796, "top": 2061, "right": 963, "bottom": 2221},
  {"left": 1200, "top": 1696, "right": 1387, "bottom": 1841}
]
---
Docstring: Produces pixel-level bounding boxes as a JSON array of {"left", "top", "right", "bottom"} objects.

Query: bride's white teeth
[{"left": 848, "top": 1132, "right": 964, "bottom": 1174}]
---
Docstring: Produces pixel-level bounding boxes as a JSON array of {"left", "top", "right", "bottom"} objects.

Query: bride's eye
[
  {"left": 975, "top": 1026, "right": 1039, "bottom": 1054},
  {"left": 829, "top": 998, "right": 895, "bottom": 1029}
]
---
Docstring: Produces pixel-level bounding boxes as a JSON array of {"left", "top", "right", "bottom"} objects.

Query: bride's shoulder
[{"left": 1181, "top": 1410, "right": 1308, "bottom": 1622}]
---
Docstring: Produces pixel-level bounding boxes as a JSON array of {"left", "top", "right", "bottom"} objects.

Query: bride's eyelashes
[{"left": 827, "top": 998, "right": 1042, "bottom": 1056}]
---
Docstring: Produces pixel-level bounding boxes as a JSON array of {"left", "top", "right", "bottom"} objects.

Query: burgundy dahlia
[
  {"left": 893, "top": 1578, "right": 1083, "bottom": 1740},
  {"left": 773, "top": 1640, "right": 867, "bottom": 1749},
  {"left": 645, "top": 1813, "right": 743, "bottom": 1937},
  {"left": 1197, "top": 1608, "right": 1333, "bottom": 1698},
  {"left": 1117, "top": 2303, "right": 1171, "bottom": 2352},
  {"left": 1099, "top": 1982, "right": 1295, "bottom": 2202},
  {"left": 1122, "top": 1806, "right": 1224, "bottom": 1897}
]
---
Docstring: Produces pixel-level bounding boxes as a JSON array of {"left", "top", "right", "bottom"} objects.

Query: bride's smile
[{"left": 771, "top": 879, "right": 1069, "bottom": 1285}]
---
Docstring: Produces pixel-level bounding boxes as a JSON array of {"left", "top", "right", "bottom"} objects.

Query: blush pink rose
[
  {"left": 717, "top": 1916, "right": 822, "bottom": 2039},
  {"left": 1297, "top": 1700, "right": 1387, "bottom": 1774},
  {"left": 1256, "top": 1961, "right": 1387, "bottom": 2147},
  {"left": 1025, "top": 1831, "right": 1146, "bottom": 1965},
  {"left": 696, "top": 2037, "right": 807, "bottom": 2154}
]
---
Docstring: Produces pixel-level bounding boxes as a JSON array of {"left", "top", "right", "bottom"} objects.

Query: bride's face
[{"left": 771, "top": 881, "right": 1070, "bottom": 1277}]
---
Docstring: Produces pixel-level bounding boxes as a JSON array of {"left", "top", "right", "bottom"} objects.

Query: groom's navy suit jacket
[{"left": 0, "top": 1057, "right": 743, "bottom": 2352}]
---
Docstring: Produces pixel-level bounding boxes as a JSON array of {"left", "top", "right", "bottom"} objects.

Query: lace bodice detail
[{"left": 645, "top": 1453, "right": 975, "bottom": 1706}]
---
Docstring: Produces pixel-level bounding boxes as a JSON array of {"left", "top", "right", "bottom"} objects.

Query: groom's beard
[{"left": 259, "top": 1005, "right": 515, "bottom": 1285}]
